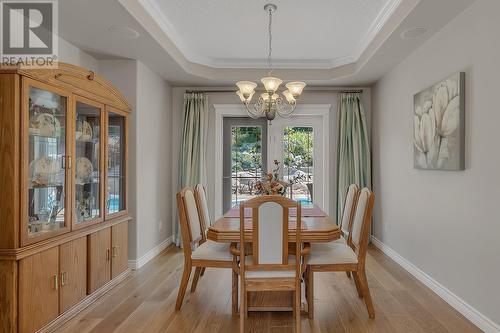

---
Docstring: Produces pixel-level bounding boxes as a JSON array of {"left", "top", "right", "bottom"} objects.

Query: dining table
[{"left": 207, "top": 203, "right": 340, "bottom": 312}]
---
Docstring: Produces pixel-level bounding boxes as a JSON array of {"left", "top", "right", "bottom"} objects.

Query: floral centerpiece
[{"left": 254, "top": 160, "right": 288, "bottom": 195}]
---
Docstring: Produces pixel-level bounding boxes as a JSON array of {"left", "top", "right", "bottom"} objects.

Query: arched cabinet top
[{"left": 0, "top": 62, "right": 132, "bottom": 113}]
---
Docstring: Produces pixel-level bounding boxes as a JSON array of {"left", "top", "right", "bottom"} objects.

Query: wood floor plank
[
  {"left": 54, "top": 245, "right": 481, "bottom": 333},
  {"left": 88, "top": 252, "right": 184, "bottom": 333},
  {"left": 368, "top": 248, "right": 482, "bottom": 333},
  {"left": 56, "top": 318, "right": 102, "bottom": 333},
  {"left": 390, "top": 290, "right": 450, "bottom": 333}
]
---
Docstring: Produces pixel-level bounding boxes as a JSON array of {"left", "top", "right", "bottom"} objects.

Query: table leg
[{"left": 232, "top": 269, "right": 238, "bottom": 315}]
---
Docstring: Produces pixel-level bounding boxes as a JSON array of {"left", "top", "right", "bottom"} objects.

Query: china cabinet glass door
[
  {"left": 73, "top": 98, "right": 103, "bottom": 228},
  {"left": 106, "top": 109, "right": 127, "bottom": 216},
  {"left": 24, "top": 80, "right": 70, "bottom": 244}
]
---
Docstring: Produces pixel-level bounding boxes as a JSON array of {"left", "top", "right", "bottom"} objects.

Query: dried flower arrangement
[{"left": 254, "top": 160, "right": 289, "bottom": 195}]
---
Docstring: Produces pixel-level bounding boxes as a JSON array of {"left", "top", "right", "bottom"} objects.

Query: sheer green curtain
[
  {"left": 175, "top": 93, "right": 208, "bottom": 246},
  {"left": 337, "top": 92, "right": 371, "bottom": 222}
]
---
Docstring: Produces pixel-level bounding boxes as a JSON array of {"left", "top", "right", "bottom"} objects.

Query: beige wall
[
  {"left": 99, "top": 60, "right": 172, "bottom": 260},
  {"left": 136, "top": 62, "right": 172, "bottom": 257},
  {"left": 98, "top": 60, "right": 138, "bottom": 259},
  {"left": 372, "top": 0, "right": 500, "bottom": 327},
  {"left": 170, "top": 87, "right": 371, "bottom": 233}
]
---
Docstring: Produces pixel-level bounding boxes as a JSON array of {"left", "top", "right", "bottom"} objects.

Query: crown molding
[
  {"left": 352, "top": 0, "right": 402, "bottom": 61},
  {"left": 127, "top": 0, "right": 404, "bottom": 70}
]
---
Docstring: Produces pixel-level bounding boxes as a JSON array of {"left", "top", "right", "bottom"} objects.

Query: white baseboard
[
  {"left": 371, "top": 236, "right": 499, "bottom": 333},
  {"left": 128, "top": 235, "right": 173, "bottom": 270}
]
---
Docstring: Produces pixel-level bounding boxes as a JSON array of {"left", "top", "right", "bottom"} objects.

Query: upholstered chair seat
[
  {"left": 308, "top": 242, "right": 358, "bottom": 265},
  {"left": 191, "top": 240, "right": 233, "bottom": 261},
  {"left": 243, "top": 255, "right": 296, "bottom": 278}
]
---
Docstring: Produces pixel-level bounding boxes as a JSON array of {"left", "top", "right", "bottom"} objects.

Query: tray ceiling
[
  {"left": 142, "top": 0, "right": 397, "bottom": 69},
  {"left": 59, "top": 0, "right": 477, "bottom": 85}
]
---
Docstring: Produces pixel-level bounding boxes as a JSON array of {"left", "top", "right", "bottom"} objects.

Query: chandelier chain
[{"left": 267, "top": 6, "right": 273, "bottom": 74}]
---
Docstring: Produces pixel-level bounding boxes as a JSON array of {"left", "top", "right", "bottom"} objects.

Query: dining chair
[
  {"left": 175, "top": 187, "right": 237, "bottom": 311},
  {"left": 306, "top": 188, "right": 375, "bottom": 319},
  {"left": 233, "top": 195, "right": 306, "bottom": 333}
]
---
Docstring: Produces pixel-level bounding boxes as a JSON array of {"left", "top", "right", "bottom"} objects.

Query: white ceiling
[
  {"left": 146, "top": 0, "right": 393, "bottom": 69},
  {"left": 59, "top": 0, "right": 477, "bottom": 86}
]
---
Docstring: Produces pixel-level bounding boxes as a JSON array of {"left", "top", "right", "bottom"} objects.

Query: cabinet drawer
[
  {"left": 19, "top": 247, "right": 59, "bottom": 333},
  {"left": 87, "top": 228, "right": 111, "bottom": 294}
]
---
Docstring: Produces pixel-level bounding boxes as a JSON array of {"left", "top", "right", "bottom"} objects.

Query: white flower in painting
[
  {"left": 414, "top": 105, "right": 436, "bottom": 154},
  {"left": 433, "top": 80, "right": 460, "bottom": 137}
]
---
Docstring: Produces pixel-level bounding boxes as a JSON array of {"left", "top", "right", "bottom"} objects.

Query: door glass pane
[
  {"left": 75, "top": 101, "right": 101, "bottom": 223},
  {"left": 231, "top": 126, "right": 263, "bottom": 206},
  {"left": 107, "top": 112, "right": 125, "bottom": 214},
  {"left": 28, "top": 86, "right": 67, "bottom": 236},
  {"left": 283, "top": 126, "right": 314, "bottom": 204}
]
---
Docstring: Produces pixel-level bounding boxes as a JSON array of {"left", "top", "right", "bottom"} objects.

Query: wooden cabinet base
[{"left": 37, "top": 269, "right": 130, "bottom": 333}]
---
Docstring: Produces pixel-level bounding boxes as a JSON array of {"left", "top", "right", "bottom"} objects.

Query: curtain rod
[{"left": 185, "top": 88, "right": 363, "bottom": 94}]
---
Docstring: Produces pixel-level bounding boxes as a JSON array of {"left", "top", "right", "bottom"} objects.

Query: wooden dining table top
[{"left": 207, "top": 204, "right": 341, "bottom": 243}]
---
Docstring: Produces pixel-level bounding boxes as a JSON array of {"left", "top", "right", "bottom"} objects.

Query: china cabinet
[{"left": 0, "top": 63, "right": 132, "bottom": 333}]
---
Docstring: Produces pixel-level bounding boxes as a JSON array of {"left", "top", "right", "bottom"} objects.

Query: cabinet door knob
[
  {"left": 53, "top": 274, "right": 59, "bottom": 290},
  {"left": 112, "top": 246, "right": 118, "bottom": 258},
  {"left": 106, "top": 249, "right": 111, "bottom": 261}
]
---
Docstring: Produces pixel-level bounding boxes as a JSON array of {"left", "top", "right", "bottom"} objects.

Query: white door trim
[{"left": 214, "top": 104, "right": 332, "bottom": 218}]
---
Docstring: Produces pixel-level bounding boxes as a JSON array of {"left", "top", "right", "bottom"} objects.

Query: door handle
[
  {"left": 53, "top": 274, "right": 59, "bottom": 290},
  {"left": 112, "top": 246, "right": 118, "bottom": 258},
  {"left": 106, "top": 249, "right": 111, "bottom": 261},
  {"left": 61, "top": 272, "right": 67, "bottom": 286}
]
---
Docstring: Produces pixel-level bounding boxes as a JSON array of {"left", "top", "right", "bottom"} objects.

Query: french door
[
  {"left": 222, "top": 118, "right": 268, "bottom": 213},
  {"left": 222, "top": 115, "right": 326, "bottom": 213}
]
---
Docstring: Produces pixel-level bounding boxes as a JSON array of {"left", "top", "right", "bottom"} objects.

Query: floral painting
[{"left": 414, "top": 72, "right": 465, "bottom": 170}]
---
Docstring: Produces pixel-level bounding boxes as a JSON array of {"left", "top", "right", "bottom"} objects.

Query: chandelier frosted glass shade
[
  {"left": 261, "top": 77, "right": 283, "bottom": 93},
  {"left": 236, "top": 89, "right": 255, "bottom": 103},
  {"left": 236, "top": 81, "right": 257, "bottom": 100},
  {"left": 285, "top": 81, "right": 306, "bottom": 97}
]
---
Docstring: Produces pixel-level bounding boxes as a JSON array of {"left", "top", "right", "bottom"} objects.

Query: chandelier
[{"left": 235, "top": 3, "right": 306, "bottom": 122}]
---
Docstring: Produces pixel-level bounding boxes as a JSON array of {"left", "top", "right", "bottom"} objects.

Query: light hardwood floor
[{"left": 56, "top": 245, "right": 481, "bottom": 333}]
